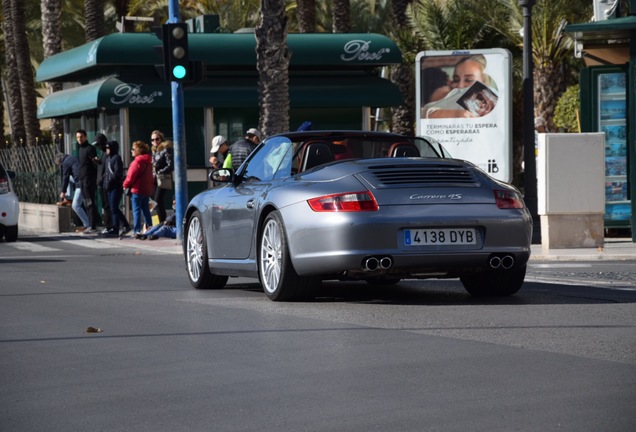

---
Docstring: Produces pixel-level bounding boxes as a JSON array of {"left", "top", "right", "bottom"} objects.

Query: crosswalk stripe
[
  {"left": 3, "top": 239, "right": 120, "bottom": 253},
  {"left": 4, "top": 242, "right": 60, "bottom": 252},
  {"left": 60, "top": 239, "right": 119, "bottom": 249}
]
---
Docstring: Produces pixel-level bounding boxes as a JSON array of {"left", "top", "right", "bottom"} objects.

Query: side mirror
[{"left": 209, "top": 168, "right": 233, "bottom": 183}]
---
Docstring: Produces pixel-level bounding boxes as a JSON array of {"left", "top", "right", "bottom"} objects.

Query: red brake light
[
  {"left": 494, "top": 189, "right": 524, "bottom": 209},
  {"left": 307, "top": 191, "right": 379, "bottom": 212}
]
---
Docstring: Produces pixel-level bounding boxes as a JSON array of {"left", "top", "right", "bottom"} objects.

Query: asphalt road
[{"left": 1, "top": 235, "right": 635, "bottom": 431}]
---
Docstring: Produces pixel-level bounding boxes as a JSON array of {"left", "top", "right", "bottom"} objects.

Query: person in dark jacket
[
  {"left": 55, "top": 153, "right": 90, "bottom": 232},
  {"left": 225, "top": 127, "right": 261, "bottom": 171},
  {"left": 101, "top": 141, "right": 131, "bottom": 237},
  {"left": 153, "top": 139, "right": 174, "bottom": 223},
  {"left": 76, "top": 129, "right": 99, "bottom": 233},
  {"left": 94, "top": 133, "right": 112, "bottom": 233}
]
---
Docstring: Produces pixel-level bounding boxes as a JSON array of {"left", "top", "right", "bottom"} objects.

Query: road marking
[
  {"left": 2, "top": 239, "right": 119, "bottom": 254},
  {"left": 530, "top": 264, "right": 592, "bottom": 269},
  {"left": 526, "top": 277, "right": 636, "bottom": 291},
  {"left": 60, "top": 239, "right": 118, "bottom": 249},
  {"left": 4, "top": 242, "right": 60, "bottom": 252},
  {"left": 0, "top": 254, "right": 88, "bottom": 260}
]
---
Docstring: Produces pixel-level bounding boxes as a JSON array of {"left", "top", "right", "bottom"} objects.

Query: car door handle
[{"left": 246, "top": 200, "right": 255, "bottom": 209}]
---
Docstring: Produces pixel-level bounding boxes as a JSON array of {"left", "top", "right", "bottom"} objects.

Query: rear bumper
[{"left": 281, "top": 203, "right": 532, "bottom": 276}]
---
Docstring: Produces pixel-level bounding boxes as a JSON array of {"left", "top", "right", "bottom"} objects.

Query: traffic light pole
[
  {"left": 167, "top": 0, "right": 188, "bottom": 240},
  {"left": 171, "top": 81, "right": 187, "bottom": 240}
]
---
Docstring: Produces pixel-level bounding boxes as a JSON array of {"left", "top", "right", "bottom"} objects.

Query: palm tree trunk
[
  {"left": 255, "top": 0, "right": 291, "bottom": 136},
  {"left": 296, "top": 0, "right": 316, "bottom": 33},
  {"left": 11, "top": 0, "right": 40, "bottom": 147},
  {"left": 2, "top": 0, "right": 25, "bottom": 146},
  {"left": 332, "top": 0, "right": 351, "bottom": 33},
  {"left": 41, "top": 0, "right": 64, "bottom": 143},
  {"left": 390, "top": 64, "right": 415, "bottom": 135},
  {"left": 534, "top": 59, "right": 566, "bottom": 132},
  {"left": 84, "top": 0, "right": 105, "bottom": 42},
  {"left": 390, "top": 0, "right": 415, "bottom": 135}
]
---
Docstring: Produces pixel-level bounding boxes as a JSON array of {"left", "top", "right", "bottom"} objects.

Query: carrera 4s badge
[{"left": 410, "top": 193, "right": 463, "bottom": 200}]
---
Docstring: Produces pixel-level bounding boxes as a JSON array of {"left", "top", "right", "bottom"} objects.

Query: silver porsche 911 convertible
[{"left": 184, "top": 131, "right": 532, "bottom": 301}]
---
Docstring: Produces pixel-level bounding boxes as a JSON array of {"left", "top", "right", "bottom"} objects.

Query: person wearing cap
[
  {"left": 225, "top": 128, "right": 261, "bottom": 171},
  {"left": 209, "top": 135, "right": 229, "bottom": 169}
]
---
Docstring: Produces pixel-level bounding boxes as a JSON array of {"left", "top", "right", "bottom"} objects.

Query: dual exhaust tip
[
  {"left": 489, "top": 254, "right": 515, "bottom": 269},
  {"left": 363, "top": 256, "right": 393, "bottom": 271},
  {"left": 363, "top": 254, "right": 514, "bottom": 271}
]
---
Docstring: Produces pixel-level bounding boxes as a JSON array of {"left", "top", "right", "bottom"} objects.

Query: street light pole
[{"left": 519, "top": 0, "right": 540, "bottom": 244}]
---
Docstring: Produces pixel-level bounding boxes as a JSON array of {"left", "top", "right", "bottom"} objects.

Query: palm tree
[
  {"left": 332, "top": 0, "right": 351, "bottom": 33},
  {"left": 409, "top": 0, "right": 506, "bottom": 50},
  {"left": 389, "top": 0, "right": 416, "bottom": 134},
  {"left": 255, "top": 0, "right": 290, "bottom": 136},
  {"left": 2, "top": 0, "right": 26, "bottom": 146},
  {"left": 126, "top": 0, "right": 261, "bottom": 31},
  {"left": 41, "top": 0, "right": 63, "bottom": 143},
  {"left": 84, "top": 0, "right": 105, "bottom": 41},
  {"left": 528, "top": 0, "right": 590, "bottom": 129},
  {"left": 296, "top": 0, "right": 316, "bottom": 33},
  {"left": 471, "top": 0, "right": 591, "bottom": 130},
  {"left": 11, "top": 0, "right": 41, "bottom": 146}
]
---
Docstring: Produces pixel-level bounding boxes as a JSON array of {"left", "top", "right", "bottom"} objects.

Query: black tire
[
  {"left": 258, "top": 211, "right": 319, "bottom": 301},
  {"left": 185, "top": 210, "right": 228, "bottom": 289},
  {"left": 366, "top": 277, "right": 401, "bottom": 286},
  {"left": 4, "top": 225, "right": 17, "bottom": 242},
  {"left": 460, "top": 266, "right": 526, "bottom": 297}
]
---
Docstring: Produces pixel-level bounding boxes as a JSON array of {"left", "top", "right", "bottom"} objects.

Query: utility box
[{"left": 537, "top": 133, "right": 605, "bottom": 248}]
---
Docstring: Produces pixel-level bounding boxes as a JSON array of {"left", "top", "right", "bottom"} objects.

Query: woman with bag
[
  {"left": 153, "top": 139, "right": 174, "bottom": 223},
  {"left": 123, "top": 141, "right": 154, "bottom": 239},
  {"left": 101, "top": 140, "right": 131, "bottom": 237}
]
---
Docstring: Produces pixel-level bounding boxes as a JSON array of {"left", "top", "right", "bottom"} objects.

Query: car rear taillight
[
  {"left": 0, "top": 178, "right": 9, "bottom": 194},
  {"left": 307, "top": 191, "right": 379, "bottom": 212},
  {"left": 494, "top": 189, "right": 524, "bottom": 209}
]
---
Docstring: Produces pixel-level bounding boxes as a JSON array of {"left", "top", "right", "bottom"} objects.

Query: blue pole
[{"left": 167, "top": 0, "right": 188, "bottom": 240}]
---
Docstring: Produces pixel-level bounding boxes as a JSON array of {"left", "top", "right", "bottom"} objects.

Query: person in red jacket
[{"left": 123, "top": 141, "right": 154, "bottom": 238}]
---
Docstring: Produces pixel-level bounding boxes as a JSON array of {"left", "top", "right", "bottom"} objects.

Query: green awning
[
  {"left": 38, "top": 75, "right": 403, "bottom": 118},
  {"left": 565, "top": 16, "right": 636, "bottom": 43},
  {"left": 37, "top": 32, "right": 402, "bottom": 83},
  {"left": 37, "top": 78, "right": 171, "bottom": 118}
]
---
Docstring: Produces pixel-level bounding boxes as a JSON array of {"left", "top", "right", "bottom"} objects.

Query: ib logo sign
[{"left": 488, "top": 159, "right": 499, "bottom": 174}]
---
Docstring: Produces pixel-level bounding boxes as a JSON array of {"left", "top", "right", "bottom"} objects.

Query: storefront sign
[
  {"left": 341, "top": 40, "right": 390, "bottom": 62},
  {"left": 110, "top": 83, "right": 163, "bottom": 105}
]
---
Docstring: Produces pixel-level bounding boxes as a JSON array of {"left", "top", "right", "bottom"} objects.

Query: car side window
[{"left": 242, "top": 137, "right": 293, "bottom": 182}]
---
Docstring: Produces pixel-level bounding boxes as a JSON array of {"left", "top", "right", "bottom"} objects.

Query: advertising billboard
[{"left": 415, "top": 49, "right": 512, "bottom": 182}]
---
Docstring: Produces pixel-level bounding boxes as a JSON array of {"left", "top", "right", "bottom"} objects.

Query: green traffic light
[{"left": 172, "top": 65, "right": 187, "bottom": 80}]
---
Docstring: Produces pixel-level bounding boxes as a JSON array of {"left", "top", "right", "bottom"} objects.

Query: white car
[{"left": 0, "top": 161, "right": 19, "bottom": 242}]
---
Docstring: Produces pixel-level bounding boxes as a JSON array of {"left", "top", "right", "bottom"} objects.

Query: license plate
[{"left": 404, "top": 228, "right": 477, "bottom": 246}]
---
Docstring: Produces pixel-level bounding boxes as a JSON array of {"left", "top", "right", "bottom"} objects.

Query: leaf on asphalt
[{"left": 85, "top": 326, "right": 103, "bottom": 333}]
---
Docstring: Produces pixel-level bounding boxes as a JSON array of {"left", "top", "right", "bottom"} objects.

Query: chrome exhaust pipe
[
  {"left": 489, "top": 256, "right": 501, "bottom": 269},
  {"left": 379, "top": 257, "right": 392, "bottom": 270},
  {"left": 501, "top": 255, "right": 514, "bottom": 269},
  {"left": 363, "top": 257, "right": 379, "bottom": 271}
]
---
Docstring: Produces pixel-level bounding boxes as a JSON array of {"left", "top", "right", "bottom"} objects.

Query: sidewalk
[{"left": 530, "top": 237, "right": 636, "bottom": 261}]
